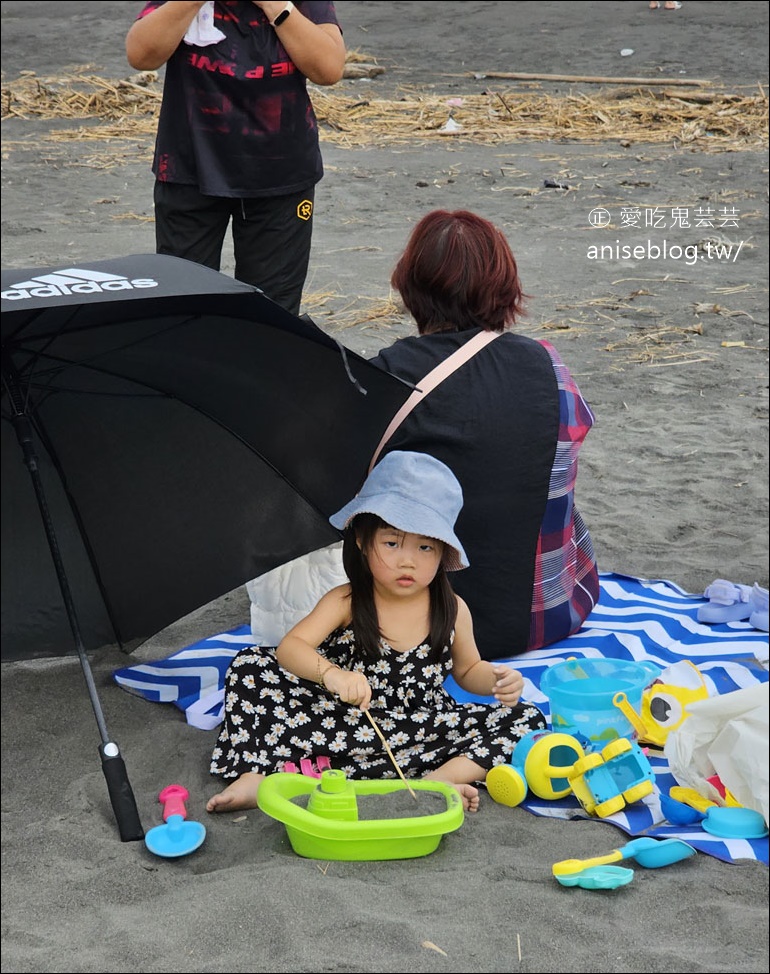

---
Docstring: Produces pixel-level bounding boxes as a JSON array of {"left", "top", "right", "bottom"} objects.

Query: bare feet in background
[
  {"left": 206, "top": 772, "right": 264, "bottom": 812},
  {"left": 455, "top": 783, "right": 481, "bottom": 813}
]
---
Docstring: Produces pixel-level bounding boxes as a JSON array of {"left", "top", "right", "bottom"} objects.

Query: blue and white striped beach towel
[{"left": 114, "top": 572, "right": 769, "bottom": 865}]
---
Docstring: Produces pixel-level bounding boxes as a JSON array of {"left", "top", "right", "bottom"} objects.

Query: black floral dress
[{"left": 210, "top": 627, "right": 547, "bottom": 781}]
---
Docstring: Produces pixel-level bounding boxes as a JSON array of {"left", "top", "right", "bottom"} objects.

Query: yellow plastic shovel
[
  {"left": 552, "top": 836, "right": 696, "bottom": 877},
  {"left": 669, "top": 786, "right": 727, "bottom": 812}
]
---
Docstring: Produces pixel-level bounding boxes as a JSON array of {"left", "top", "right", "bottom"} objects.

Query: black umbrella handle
[
  {"left": 99, "top": 743, "right": 145, "bottom": 842},
  {"left": 4, "top": 365, "right": 144, "bottom": 842}
]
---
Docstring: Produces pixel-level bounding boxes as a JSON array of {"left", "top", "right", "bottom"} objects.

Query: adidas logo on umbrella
[{"left": 2, "top": 267, "right": 159, "bottom": 301}]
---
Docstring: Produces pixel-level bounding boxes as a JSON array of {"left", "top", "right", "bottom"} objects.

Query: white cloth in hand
[{"left": 184, "top": 2, "right": 226, "bottom": 46}]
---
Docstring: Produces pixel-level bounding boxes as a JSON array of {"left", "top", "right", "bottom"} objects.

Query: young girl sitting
[{"left": 207, "top": 451, "right": 547, "bottom": 814}]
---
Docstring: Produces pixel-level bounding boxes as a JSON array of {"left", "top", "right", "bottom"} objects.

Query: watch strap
[{"left": 271, "top": 1, "right": 294, "bottom": 27}]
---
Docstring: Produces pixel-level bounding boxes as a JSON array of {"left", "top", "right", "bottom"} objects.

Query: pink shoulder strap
[{"left": 369, "top": 329, "right": 501, "bottom": 472}]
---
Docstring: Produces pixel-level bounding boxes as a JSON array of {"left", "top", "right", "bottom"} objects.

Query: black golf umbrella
[{"left": 1, "top": 254, "right": 412, "bottom": 840}]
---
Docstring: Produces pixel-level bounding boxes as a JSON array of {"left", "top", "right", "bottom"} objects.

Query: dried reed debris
[{"left": 2, "top": 71, "right": 767, "bottom": 152}]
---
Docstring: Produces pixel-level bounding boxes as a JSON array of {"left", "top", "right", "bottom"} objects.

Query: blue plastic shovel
[
  {"left": 553, "top": 835, "right": 696, "bottom": 881},
  {"left": 144, "top": 784, "right": 206, "bottom": 858}
]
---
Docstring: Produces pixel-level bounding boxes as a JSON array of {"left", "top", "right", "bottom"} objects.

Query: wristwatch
[{"left": 271, "top": 1, "right": 294, "bottom": 27}]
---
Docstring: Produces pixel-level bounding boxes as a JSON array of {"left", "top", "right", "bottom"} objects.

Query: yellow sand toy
[
  {"left": 568, "top": 737, "right": 656, "bottom": 818},
  {"left": 485, "top": 729, "right": 586, "bottom": 806},
  {"left": 486, "top": 728, "right": 656, "bottom": 819}
]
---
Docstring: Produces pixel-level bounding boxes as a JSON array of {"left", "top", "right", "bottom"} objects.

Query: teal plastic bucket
[{"left": 540, "top": 658, "right": 660, "bottom": 751}]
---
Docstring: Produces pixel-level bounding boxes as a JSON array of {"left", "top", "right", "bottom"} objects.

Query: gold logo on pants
[{"left": 297, "top": 200, "right": 313, "bottom": 221}]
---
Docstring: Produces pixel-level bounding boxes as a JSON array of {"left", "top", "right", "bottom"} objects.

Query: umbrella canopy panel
[{"left": 2, "top": 255, "right": 411, "bottom": 661}]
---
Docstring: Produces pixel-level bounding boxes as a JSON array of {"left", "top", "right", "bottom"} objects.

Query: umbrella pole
[{"left": 5, "top": 386, "right": 144, "bottom": 841}]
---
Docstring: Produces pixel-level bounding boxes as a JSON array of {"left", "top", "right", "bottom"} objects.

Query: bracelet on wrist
[
  {"left": 270, "top": 1, "right": 294, "bottom": 27},
  {"left": 317, "top": 657, "right": 335, "bottom": 688}
]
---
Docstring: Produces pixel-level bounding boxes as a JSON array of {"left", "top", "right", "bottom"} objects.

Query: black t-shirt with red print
[{"left": 138, "top": 1, "right": 341, "bottom": 197}]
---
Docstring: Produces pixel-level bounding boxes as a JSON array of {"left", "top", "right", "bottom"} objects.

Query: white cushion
[{"left": 246, "top": 542, "right": 346, "bottom": 646}]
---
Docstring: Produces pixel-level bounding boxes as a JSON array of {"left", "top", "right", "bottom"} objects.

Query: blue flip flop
[{"left": 697, "top": 579, "right": 753, "bottom": 624}]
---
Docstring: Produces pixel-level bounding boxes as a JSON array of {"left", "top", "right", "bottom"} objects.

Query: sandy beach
[{"left": 1, "top": 3, "right": 768, "bottom": 972}]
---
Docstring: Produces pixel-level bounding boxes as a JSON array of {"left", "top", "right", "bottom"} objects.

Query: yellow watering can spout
[{"left": 612, "top": 691, "right": 648, "bottom": 739}]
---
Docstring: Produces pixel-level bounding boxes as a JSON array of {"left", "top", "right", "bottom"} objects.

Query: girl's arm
[
  {"left": 450, "top": 598, "right": 525, "bottom": 707},
  {"left": 126, "top": 1, "right": 208, "bottom": 71},
  {"left": 252, "top": 2, "right": 346, "bottom": 86},
  {"left": 276, "top": 585, "right": 373, "bottom": 708},
  {"left": 276, "top": 584, "right": 350, "bottom": 680}
]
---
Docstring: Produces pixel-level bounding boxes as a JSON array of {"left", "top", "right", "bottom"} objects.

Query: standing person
[
  {"left": 125, "top": 1, "right": 345, "bottom": 315},
  {"left": 207, "top": 451, "right": 547, "bottom": 814},
  {"left": 370, "top": 209, "right": 600, "bottom": 660}
]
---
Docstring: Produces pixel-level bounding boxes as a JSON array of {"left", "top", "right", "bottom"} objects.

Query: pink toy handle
[{"left": 158, "top": 784, "right": 189, "bottom": 822}]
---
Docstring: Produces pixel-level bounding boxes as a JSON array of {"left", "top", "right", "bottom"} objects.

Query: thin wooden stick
[
  {"left": 364, "top": 710, "right": 418, "bottom": 801},
  {"left": 466, "top": 70, "right": 713, "bottom": 86}
]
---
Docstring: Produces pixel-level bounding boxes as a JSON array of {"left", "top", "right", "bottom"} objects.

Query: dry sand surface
[{"left": 1, "top": 3, "right": 768, "bottom": 973}]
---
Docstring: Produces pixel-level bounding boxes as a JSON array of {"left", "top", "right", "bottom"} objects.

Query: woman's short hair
[{"left": 390, "top": 209, "right": 527, "bottom": 334}]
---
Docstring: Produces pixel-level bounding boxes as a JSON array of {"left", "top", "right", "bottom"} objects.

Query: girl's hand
[
  {"left": 324, "top": 667, "right": 372, "bottom": 710},
  {"left": 491, "top": 665, "right": 524, "bottom": 707}
]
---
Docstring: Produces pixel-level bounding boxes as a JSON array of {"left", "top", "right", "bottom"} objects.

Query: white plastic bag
[{"left": 664, "top": 682, "right": 769, "bottom": 824}]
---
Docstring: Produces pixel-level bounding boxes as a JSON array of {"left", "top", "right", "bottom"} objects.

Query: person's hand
[
  {"left": 323, "top": 667, "right": 373, "bottom": 710},
  {"left": 250, "top": 1, "right": 286, "bottom": 16},
  {"left": 491, "top": 665, "right": 524, "bottom": 707}
]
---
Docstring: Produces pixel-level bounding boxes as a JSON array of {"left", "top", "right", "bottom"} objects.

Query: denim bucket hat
[{"left": 329, "top": 451, "right": 469, "bottom": 571}]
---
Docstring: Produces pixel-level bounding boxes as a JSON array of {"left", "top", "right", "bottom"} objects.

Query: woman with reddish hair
[{"left": 370, "top": 209, "right": 599, "bottom": 659}]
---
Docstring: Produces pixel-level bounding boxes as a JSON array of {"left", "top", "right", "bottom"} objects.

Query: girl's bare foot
[
  {"left": 455, "top": 782, "right": 480, "bottom": 813},
  {"left": 424, "top": 762, "right": 483, "bottom": 812},
  {"left": 206, "top": 772, "right": 264, "bottom": 813}
]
